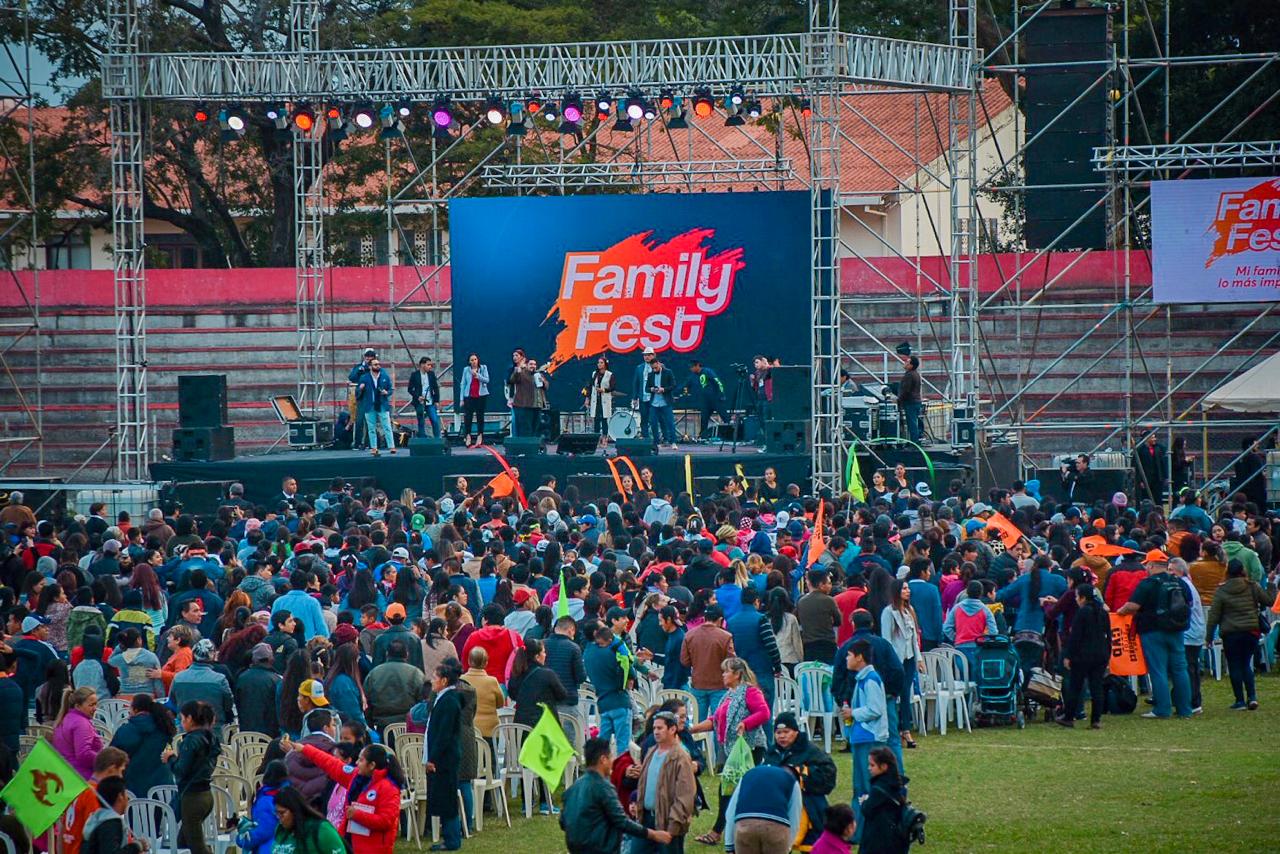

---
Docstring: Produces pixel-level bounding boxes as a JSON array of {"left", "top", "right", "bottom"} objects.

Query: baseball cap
[
  {"left": 411, "top": 514, "right": 426, "bottom": 532},
  {"left": 606, "top": 606, "right": 629, "bottom": 622},
  {"left": 251, "top": 642, "right": 273, "bottom": 664},
  {"left": 970, "top": 503, "right": 991, "bottom": 516},
  {"left": 1143, "top": 549, "right": 1169, "bottom": 565},
  {"left": 915, "top": 482, "right": 932, "bottom": 497},
  {"left": 102, "top": 539, "right": 122, "bottom": 554},
  {"left": 391, "top": 547, "right": 411, "bottom": 561},
  {"left": 385, "top": 602, "right": 407, "bottom": 621},
  {"left": 20, "top": 615, "right": 47, "bottom": 633},
  {"left": 298, "top": 679, "right": 329, "bottom": 706},
  {"left": 363, "top": 348, "right": 377, "bottom": 358},
  {"left": 774, "top": 712, "right": 801, "bottom": 732},
  {"left": 513, "top": 588, "right": 534, "bottom": 606}
]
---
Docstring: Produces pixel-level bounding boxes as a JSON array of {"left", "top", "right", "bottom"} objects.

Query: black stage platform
[{"left": 151, "top": 443, "right": 812, "bottom": 513}]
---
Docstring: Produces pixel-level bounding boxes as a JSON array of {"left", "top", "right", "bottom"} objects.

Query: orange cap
[
  {"left": 1143, "top": 549, "right": 1169, "bottom": 564},
  {"left": 385, "top": 602, "right": 407, "bottom": 620},
  {"left": 1092, "top": 518, "right": 1106, "bottom": 530}
]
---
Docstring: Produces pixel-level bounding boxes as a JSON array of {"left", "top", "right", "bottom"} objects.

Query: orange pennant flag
[
  {"left": 486, "top": 471, "right": 516, "bottom": 498},
  {"left": 807, "top": 499, "right": 827, "bottom": 568},
  {"left": 1080, "top": 535, "right": 1137, "bottom": 558},
  {"left": 984, "top": 514, "right": 1024, "bottom": 550},
  {"left": 1108, "top": 612, "right": 1147, "bottom": 676}
]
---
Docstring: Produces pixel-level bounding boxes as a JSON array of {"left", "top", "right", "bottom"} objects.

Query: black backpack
[
  {"left": 1154, "top": 574, "right": 1190, "bottom": 633},
  {"left": 1104, "top": 674, "right": 1138, "bottom": 714},
  {"left": 896, "top": 798, "right": 927, "bottom": 847}
]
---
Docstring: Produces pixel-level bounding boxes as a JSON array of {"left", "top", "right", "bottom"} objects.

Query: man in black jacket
[
  {"left": 681, "top": 539, "right": 721, "bottom": 594},
  {"left": 544, "top": 615, "right": 587, "bottom": 723},
  {"left": 645, "top": 357, "right": 680, "bottom": 449},
  {"left": 762, "top": 712, "right": 836, "bottom": 849},
  {"left": 408, "top": 356, "right": 442, "bottom": 438},
  {"left": 561, "top": 737, "right": 671, "bottom": 853},
  {"left": 235, "top": 643, "right": 283, "bottom": 737}
]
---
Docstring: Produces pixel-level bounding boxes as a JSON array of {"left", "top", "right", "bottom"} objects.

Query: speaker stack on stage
[
  {"left": 173, "top": 374, "right": 235, "bottom": 461},
  {"left": 557, "top": 433, "right": 601, "bottom": 455},
  {"left": 615, "top": 437, "right": 658, "bottom": 457},
  {"left": 765, "top": 365, "right": 811, "bottom": 454},
  {"left": 504, "top": 436, "right": 546, "bottom": 456},
  {"left": 409, "top": 436, "right": 451, "bottom": 456}
]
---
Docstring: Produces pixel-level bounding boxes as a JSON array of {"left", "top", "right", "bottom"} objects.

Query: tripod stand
[{"left": 722, "top": 368, "right": 753, "bottom": 454}]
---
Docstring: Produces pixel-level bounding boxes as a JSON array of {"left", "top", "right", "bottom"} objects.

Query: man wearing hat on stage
[
  {"left": 632, "top": 346, "right": 658, "bottom": 440},
  {"left": 348, "top": 347, "right": 377, "bottom": 449}
]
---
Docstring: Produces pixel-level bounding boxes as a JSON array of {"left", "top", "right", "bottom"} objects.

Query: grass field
[{"left": 401, "top": 675, "right": 1280, "bottom": 853}]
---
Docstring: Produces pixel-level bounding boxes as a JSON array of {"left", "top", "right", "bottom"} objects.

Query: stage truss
[{"left": 100, "top": 0, "right": 1279, "bottom": 496}]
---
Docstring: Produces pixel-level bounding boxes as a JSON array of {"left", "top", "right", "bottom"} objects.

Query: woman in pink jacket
[
  {"left": 689, "top": 656, "right": 771, "bottom": 846},
  {"left": 51, "top": 686, "right": 103, "bottom": 778}
]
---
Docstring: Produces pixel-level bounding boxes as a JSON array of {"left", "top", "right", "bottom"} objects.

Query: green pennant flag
[
  {"left": 518, "top": 703, "right": 576, "bottom": 792},
  {"left": 846, "top": 443, "right": 867, "bottom": 503},
  {"left": 0, "top": 739, "right": 89, "bottom": 835},
  {"left": 556, "top": 569, "right": 570, "bottom": 620}
]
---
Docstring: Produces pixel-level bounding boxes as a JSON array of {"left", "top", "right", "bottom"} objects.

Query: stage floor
[{"left": 151, "top": 441, "right": 811, "bottom": 513}]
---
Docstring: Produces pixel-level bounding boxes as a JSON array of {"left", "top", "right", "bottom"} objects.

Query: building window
[
  {"left": 956, "top": 217, "right": 999, "bottom": 254},
  {"left": 45, "top": 228, "right": 92, "bottom": 270},
  {"left": 147, "top": 234, "right": 202, "bottom": 269}
]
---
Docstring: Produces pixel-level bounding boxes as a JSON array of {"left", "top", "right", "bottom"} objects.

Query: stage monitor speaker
[
  {"left": 615, "top": 437, "right": 658, "bottom": 457},
  {"left": 172, "top": 426, "right": 235, "bottom": 462},
  {"left": 1034, "top": 465, "right": 1126, "bottom": 504},
  {"left": 769, "top": 366, "right": 812, "bottom": 420},
  {"left": 504, "top": 436, "right": 546, "bottom": 456},
  {"left": 952, "top": 418, "right": 976, "bottom": 447},
  {"left": 178, "top": 374, "right": 228, "bottom": 428},
  {"left": 557, "top": 432, "right": 601, "bottom": 455},
  {"left": 764, "top": 419, "right": 807, "bottom": 454},
  {"left": 288, "top": 419, "right": 333, "bottom": 448},
  {"left": 409, "top": 436, "right": 450, "bottom": 456}
]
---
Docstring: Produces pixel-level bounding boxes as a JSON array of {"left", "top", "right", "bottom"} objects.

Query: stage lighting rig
[
  {"left": 666, "top": 97, "right": 689, "bottom": 130},
  {"left": 352, "top": 104, "right": 377, "bottom": 130},
  {"left": 485, "top": 95, "right": 505, "bottom": 125},
  {"left": 692, "top": 88, "right": 714, "bottom": 119},
  {"left": 595, "top": 91, "right": 613, "bottom": 119},
  {"left": 559, "top": 93, "right": 583, "bottom": 133},
  {"left": 379, "top": 104, "right": 403, "bottom": 140},
  {"left": 625, "top": 90, "right": 646, "bottom": 121},
  {"left": 291, "top": 103, "right": 316, "bottom": 132},
  {"left": 193, "top": 104, "right": 211, "bottom": 123},
  {"left": 729, "top": 86, "right": 745, "bottom": 106},
  {"left": 506, "top": 101, "right": 527, "bottom": 136}
]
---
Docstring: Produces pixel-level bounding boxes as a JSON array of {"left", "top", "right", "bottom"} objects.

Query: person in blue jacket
[
  {"left": 905, "top": 560, "right": 944, "bottom": 651},
  {"left": 354, "top": 355, "right": 395, "bottom": 456},
  {"left": 237, "top": 760, "right": 288, "bottom": 854},
  {"left": 323, "top": 643, "right": 367, "bottom": 728},
  {"left": 348, "top": 348, "right": 376, "bottom": 450},
  {"left": 996, "top": 554, "right": 1068, "bottom": 635},
  {"left": 660, "top": 606, "right": 689, "bottom": 690}
]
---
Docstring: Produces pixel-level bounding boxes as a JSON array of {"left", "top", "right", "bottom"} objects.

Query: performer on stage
[
  {"left": 355, "top": 356, "right": 396, "bottom": 456},
  {"left": 348, "top": 347, "right": 376, "bottom": 449},
  {"left": 631, "top": 346, "right": 658, "bottom": 440},
  {"left": 584, "top": 356, "right": 616, "bottom": 438},
  {"left": 505, "top": 348, "right": 526, "bottom": 435},
  {"left": 408, "top": 356, "right": 441, "bottom": 438},
  {"left": 750, "top": 353, "right": 773, "bottom": 420},
  {"left": 459, "top": 353, "right": 489, "bottom": 447},
  {"left": 680, "top": 360, "right": 730, "bottom": 441},
  {"left": 646, "top": 356, "right": 679, "bottom": 450},
  {"left": 897, "top": 354, "right": 923, "bottom": 443},
  {"left": 529, "top": 356, "right": 553, "bottom": 437}
]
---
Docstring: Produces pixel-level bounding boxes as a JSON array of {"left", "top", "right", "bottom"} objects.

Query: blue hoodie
[{"left": 237, "top": 785, "right": 281, "bottom": 854}]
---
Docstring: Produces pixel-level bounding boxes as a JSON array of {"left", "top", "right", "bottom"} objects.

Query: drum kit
[{"left": 607, "top": 409, "right": 639, "bottom": 440}]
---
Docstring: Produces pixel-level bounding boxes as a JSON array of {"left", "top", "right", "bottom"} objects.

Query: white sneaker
[
  {"left": 1140, "top": 712, "right": 1163, "bottom": 719},
  {"left": 1191, "top": 706, "right": 1203, "bottom": 715}
]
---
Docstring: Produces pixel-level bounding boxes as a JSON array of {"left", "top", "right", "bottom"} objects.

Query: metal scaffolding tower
[{"left": 291, "top": 0, "right": 326, "bottom": 416}]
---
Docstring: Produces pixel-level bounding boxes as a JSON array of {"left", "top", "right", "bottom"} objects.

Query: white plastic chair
[
  {"left": 927, "top": 650, "right": 971, "bottom": 734},
  {"left": 795, "top": 662, "right": 836, "bottom": 753},
  {"left": 383, "top": 721, "right": 408, "bottom": 750},
  {"left": 773, "top": 674, "right": 799, "bottom": 718},
  {"left": 207, "top": 784, "right": 239, "bottom": 854},
  {"left": 126, "top": 797, "right": 178, "bottom": 854},
  {"left": 95, "top": 698, "right": 131, "bottom": 734},
  {"left": 577, "top": 684, "right": 600, "bottom": 733},
  {"left": 654, "top": 688, "right": 700, "bottom": 723},
  {"left": 147, "top": 784, "right": 178, "bottom": 804},
  {"left": 558, "top": 712, "right": 586, "bottom": 788},
  {"left": 493, "top": 722, "right": 546, "bottom": 818},
  {"left": 473, "top": 735, "right": 510, "bottom": 831}
]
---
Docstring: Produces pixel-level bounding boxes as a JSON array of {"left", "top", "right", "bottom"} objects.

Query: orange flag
[
  {"left": 604, "top": 456, "right": 627, "bottom": 496},
  {"left": 807, "top": 499, "right": 827, "bottom": 568},
  {"left": 984, "top": 514, "right": 1024, "bottom": 550},
  {"left": 486, "top": 471, "right": 517, "bottom": 498},
  {"left": 1108, "top": 612, "right": 1147, "bottom": 676},
  {"left": 1080, "top": 535, "right": 1137, "bottom": 558}
]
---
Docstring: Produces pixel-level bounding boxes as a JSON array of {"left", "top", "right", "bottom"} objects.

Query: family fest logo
[
  {"left": 542, "top": 227, "right": 746, "bottom": 370},
  {"left": 1207, "top": 177, "right": 1280, "bottom": 267}
]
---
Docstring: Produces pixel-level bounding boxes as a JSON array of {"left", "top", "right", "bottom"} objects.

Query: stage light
[
  {"left": 542, "top": 100, "right": 559, "bottom": 123},
  {"left": 264, "top": 105, "right": 283, "bottom": 121},
  {"left": 595, "top": 91, "right": 613, "bottom": 116},
  {"left": 217, "top": 108, "right": 242, "bottom": 142},
  {"left": 193, "top": 104, "right": 211, "bottom": 123},
  {"left": 224, "top": 105, "right": 247, "bottom": 132},
  {"left": 692, "top": 88, "right": 714, "bottom": 119},
  {"left": 666, "top": 97, "right": 688, "bottom": 130},
  {"left": 724, "top": 105, "right": 745, "bottom": 127},
  {"left": 625, "top": 91, "right": 645, "bottom": 121},
  {"left": 325, "top": 106, "right": 349, "bottom": 142},
  {"left": 525, "top": 94, "right": 543, "bottom": 115},
  {"left": 746, "top": 99, "right": 763, "bottom": 119},
  {"left": 658, "top": 89, "right": 675, "bottom": 110},
  {"left": 485, "top": 95, "right": 505, "bottom": 125},
  {"left": 352, "top": 104, "right": 377, "bottom": 130},
  {"left": 800, "top": 98, "right": 812, "bottom": 117},
  {"left": 506, "top": 102, "right": 527, "bottom": 137},
  {"left": 613, "top": 115, "right": 634, "bottom": 132},
  {"left": 643, "top": 102, "right": 657, "bottom": 120},
  {"left": 379, "top": 104, "right": 403, "bottom": 140},
  {"left": 561, "top": 93, "right": 583, "bottom": 124},
  {"left": 430, "top": 97, "right": 453, "bottom": 128},
  {"left": 729, "top": 86, "right": 745, "bottom": 106},
  {"left": 292, "top": 104, "right": 316, "bottom": 132},
  {"left": 396, "top": 100, "right": 413, "bottom": 119}
]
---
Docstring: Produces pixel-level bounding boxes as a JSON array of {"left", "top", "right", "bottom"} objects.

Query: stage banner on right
[{"left": 1151, "top": 176, "right": 1280, "bottom": 303}]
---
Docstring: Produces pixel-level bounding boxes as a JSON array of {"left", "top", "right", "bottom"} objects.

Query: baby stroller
[{"left": 973, "top": 635, "right": 1025, "bottom": 728}]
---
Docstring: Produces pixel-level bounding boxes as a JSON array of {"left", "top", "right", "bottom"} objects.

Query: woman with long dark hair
[
  {"left": 507, "top": 638, "right": 567, "bottom": 728},
  {"left": 441, "top": 602, "right": 473, "bottom": 653},
  {"left": 419, "top": 617, "right": 459, "bottom": 681},
  {"left": 271, "top": 786, "right": 346, "bottom": 854},
  {"left": 279, "top": 649, "right": 312, "bottom": 738},
  {"left": 392, "top": 566, "right": 425, "bottom": 623},
  {"left": 163, "top": 700, "right": 221, "bottom": 854},
  {"left": 214, "top": 590, "right": 252, "bottom": 644},
  {"left": 324, "top": 642, "right": 366, "bottom": 727},
  {"left": 219, "top": 622, "right": 267, "bottom": 682},
  {"left": 767, "top": 586, "right": 804, "bottom": 671},
  {"left": 342, "top": 569, "right": 385, "bottom": 614},
  {"left": 110, "top": 692, "right": 176, "bottom": 796},
  {"left": 881, "top": 579, "right": 923, "bottom": 749},
  {"left": 859, "top": 747, "right": 910, "bottom": 854}
]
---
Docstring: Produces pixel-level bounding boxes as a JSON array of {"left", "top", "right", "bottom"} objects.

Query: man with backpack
[{"left": 1117, "top": 549, "right": 1193, "bottom": 719}]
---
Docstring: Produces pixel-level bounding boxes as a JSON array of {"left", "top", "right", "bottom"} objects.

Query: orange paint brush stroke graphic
[
  {"left": 1206, "top": 177, "right": 1280, "bottom": 267},
  {"left": 542, "top": 228, "right": 745, "bottom": 371}
]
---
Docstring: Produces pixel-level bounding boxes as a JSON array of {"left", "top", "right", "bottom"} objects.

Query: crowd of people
[{"left": 0, "top": 460, "right": 1275, "bottom": 853}]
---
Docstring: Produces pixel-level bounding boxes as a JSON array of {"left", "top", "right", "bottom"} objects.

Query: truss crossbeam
[
  {"left": 108, "top": 33, "right": 973, "bottom": 102},
  {"left": 1093, "top": 141, "right": 1280, "bottom": 171},
  {"left": 480, "top": 158, "right": 798, "bottom": 190}
]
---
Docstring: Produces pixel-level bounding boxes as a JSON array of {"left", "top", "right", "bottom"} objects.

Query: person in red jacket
[
  {"left": 283, "top": 737, "right": 404, "bottom": 854},
  {"left": 460, "top": 604, "right": 525, "bottom": 683}
]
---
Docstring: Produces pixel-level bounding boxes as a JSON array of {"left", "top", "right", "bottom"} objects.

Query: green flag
[
  {"left": 846, "top": 444, "right": 866, "bottom": 503},
  {"left": 556, "top": 569, "right": 570, "bottom": 620},
  {"left": 0, "top": 739, "right": 89, "bottom": 835},
  {"left": 518, "top": 703, "right": 576, "bottom": 792}
]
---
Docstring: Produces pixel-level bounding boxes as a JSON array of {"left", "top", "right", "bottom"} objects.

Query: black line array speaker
[
  {"left": 556, "top": 433, "right": 601, "bottom": 455},
  {"left": 172, "top": 426, "right": 236, "bottom": 462},
  {"left": 503, "top": 436, "right": 546, "bottom": 456},
  {"left": 1024, "top": 6, "right": 1112, "bottom": 250},
  {"left": 764, "top": 419, "right": 807, "bottom": 454},
  {"left": 178, "top": 374, "right": 229, "bottom": 428},
  {"left": 769, "top": 366, "right": 812, "bottom": 421},
  {"left": 409, "top": 437, "right": 450, "bottom": 456}
]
